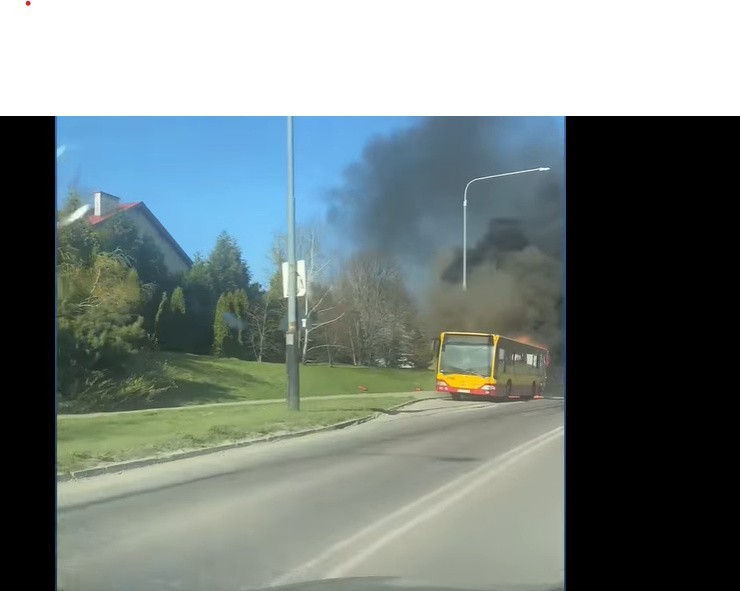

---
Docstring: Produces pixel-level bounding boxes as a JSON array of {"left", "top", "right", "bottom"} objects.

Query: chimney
[{"left": 93, "top": 192, "right": 121, "bottom": 217}]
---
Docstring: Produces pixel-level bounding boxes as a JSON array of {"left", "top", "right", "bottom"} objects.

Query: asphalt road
[{"left": 57, "top": 398, "right": 564, "bottom": 591}]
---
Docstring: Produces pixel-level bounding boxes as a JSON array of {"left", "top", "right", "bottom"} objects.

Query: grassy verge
[
  {"left": 57, "top": 395, "right": 414, "bottom": 473},
  {"left": 119, "top": 352, "right": 434, "bottom": 409}
]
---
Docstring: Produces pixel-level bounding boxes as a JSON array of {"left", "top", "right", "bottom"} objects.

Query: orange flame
[{"left": 514, "top": 335, "right": 548, "bottom": 350}]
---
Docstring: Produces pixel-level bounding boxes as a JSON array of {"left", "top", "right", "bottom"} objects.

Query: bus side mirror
[{"left": 431, "top": 338, "right": 440, "bottom": 357}]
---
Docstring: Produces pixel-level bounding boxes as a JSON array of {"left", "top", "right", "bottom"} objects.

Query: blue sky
[{"left": 55, "top": 117, "right": 420, "bottom": 285}]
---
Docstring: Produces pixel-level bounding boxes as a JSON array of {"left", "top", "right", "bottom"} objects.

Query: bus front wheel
[{"left": 451, "top": 393, "right": 461, "bottom": 401}]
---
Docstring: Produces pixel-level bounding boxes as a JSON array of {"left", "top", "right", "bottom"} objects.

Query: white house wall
[{"left": 125, "top": 209, "right": 190, "bottom": 276}]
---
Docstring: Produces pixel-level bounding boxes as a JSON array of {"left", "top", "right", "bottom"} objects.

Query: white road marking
[{"left": 270, "top": 425, "right": 564, "bottom": 586}]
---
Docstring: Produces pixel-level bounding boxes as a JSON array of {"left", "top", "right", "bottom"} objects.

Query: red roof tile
[{"left": 88, "top": 202, "right": 141, "bottom": 225}]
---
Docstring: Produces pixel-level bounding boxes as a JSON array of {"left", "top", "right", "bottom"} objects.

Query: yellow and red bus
[{"left": 432, "top": 332, "right": 548, "bottom": 400}]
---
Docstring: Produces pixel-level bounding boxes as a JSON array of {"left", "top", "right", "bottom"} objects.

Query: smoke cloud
[
  {"left": 57, "top": 203, "right": 92, "bottom": 228},
  {"left": 325, "top": 117, "right": 564, "bottom": 359}
]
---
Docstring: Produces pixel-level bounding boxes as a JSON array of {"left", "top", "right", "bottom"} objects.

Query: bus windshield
[{"left": 439, "top": 334, "right": 492, "bottom": 378}]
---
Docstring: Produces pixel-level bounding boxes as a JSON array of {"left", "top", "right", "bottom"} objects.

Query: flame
[{"left": 513, "top": 334, "right": 548, "bottom": 350}]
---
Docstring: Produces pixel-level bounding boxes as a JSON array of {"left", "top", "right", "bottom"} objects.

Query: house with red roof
[{"left": 88, "top": 191, "right": 192, "bottom": 275}]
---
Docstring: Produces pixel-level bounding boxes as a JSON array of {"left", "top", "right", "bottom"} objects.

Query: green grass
[
  {"left": 126, "top": 351, "right": 434, "bottom": 409},
  {"left": 57, "top": 395, "right": 414, "bottom": 473}
]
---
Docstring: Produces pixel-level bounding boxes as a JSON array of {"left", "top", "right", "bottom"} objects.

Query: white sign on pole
[{"left": 282, "top": 260, "right": 307, "bottom": 298}]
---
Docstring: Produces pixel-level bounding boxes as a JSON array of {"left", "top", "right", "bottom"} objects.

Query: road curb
[
  {"left": 57, "top": 397, "right": 431, "bottom": 483},
  {"left": 57, "top": 391, "right": 441, "bottom": 420}
]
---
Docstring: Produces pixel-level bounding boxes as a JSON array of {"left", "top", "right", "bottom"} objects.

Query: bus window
[
  {"left": 439, "top": 334, "right": 493, "bottom": 377},
  {"left": 497, "top": 347, "right": 506, "bottom": 376}
]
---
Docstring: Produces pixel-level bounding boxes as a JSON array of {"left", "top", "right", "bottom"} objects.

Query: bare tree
[
  {"left": 245, "top": 244, "right": 288, "bottom": 363},
  {"left": 302, "top": 283, "right": 351, "bottom": 366},
  {"left": 247, "top": 277, "right": 284, "bottom": 362},
  {"left": 300, "top": 228, "right": 330, "bottom": 363},
  {"left": 271, "top": 223, "right": 344, "bottom": 365},
  {"left": 335, "top": 251, "right": 414, "bottom": 367}
]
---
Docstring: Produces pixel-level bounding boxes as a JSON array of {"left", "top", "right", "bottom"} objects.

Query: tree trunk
[
  {"left": 301, "top": 322, "right": 310, "bottom": 364},
  {"left": 301, "top": 332, "right": 309, "bottom": 364},
  {"left": 349, "top": 324, "right": 357, "bottom": 366}
]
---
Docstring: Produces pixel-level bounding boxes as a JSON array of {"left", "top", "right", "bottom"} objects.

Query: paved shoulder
[{"left": 58, "top": 399, "right": 563, "bottom": 591}]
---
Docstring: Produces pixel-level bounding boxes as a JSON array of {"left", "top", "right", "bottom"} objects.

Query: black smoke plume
[
  {"left": 440, "top": 218, "right": 529, "bottom": 284},
  {"left": 325, "top": 117, "right": 564, "bottom": 364}
]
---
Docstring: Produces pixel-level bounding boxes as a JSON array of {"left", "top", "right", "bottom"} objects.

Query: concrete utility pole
[{"left": 286, "top": 116, "right": 300, "bottom": 410}]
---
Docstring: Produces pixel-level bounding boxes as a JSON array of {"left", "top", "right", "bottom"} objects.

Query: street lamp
[{"left": 462, "top": 167, "right": 550, "bottom": 291}]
